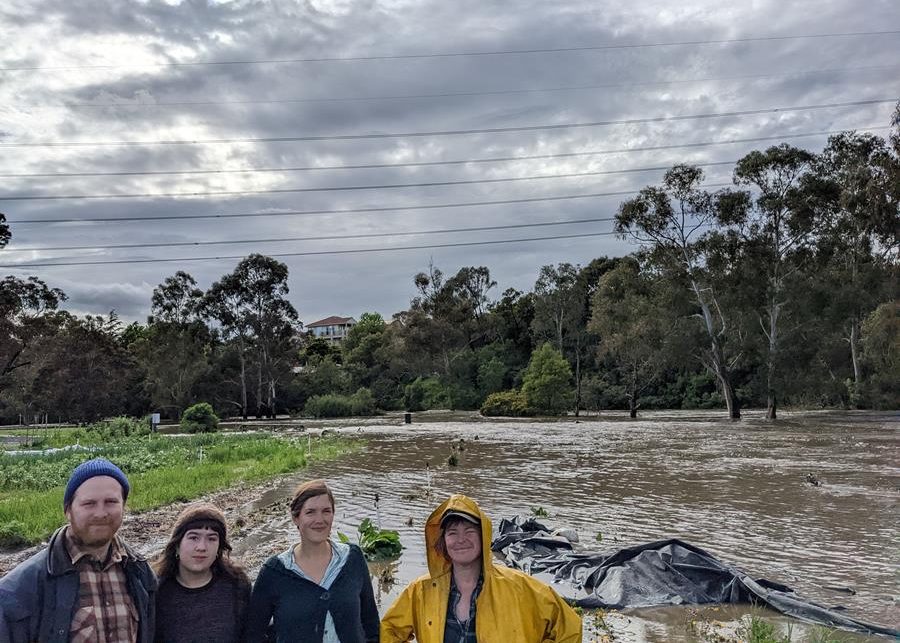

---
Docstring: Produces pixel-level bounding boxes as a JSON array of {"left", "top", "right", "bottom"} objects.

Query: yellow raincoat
[{"left": 381, "top": 495, "right": 582, "bottom": 643}]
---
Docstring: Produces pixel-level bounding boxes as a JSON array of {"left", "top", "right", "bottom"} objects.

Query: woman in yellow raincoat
[{"left": 381, "top": 494, "right": 582, "bottom": 643}]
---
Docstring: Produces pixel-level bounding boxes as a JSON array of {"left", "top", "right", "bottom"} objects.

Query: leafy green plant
[
  {"left": 531, "top": 506, "right": 550, "bottom": 518},
  {"left": 340, "top": 518, "right": 403, "bottom": 561},
  {"left": 480, "top": 390, "right": 535, "bottom": 417},
  {"left": 180, "top": 403, "right": 219, "bottom": 433},
  {"left": 0, "top": 520, "right": 29, "bottom": 548}
]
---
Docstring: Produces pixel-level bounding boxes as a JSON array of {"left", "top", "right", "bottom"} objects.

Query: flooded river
[{"left": 231, "top": 410, "right": 897, "bottom": 641}]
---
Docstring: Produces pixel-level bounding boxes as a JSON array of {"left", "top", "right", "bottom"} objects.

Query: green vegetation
[
  {"left": 339, "top": 517, "right": 403, "bottom": 561},
  {"left": 0, "top": 431, "right": 357, "bottom": 546},
  {"left": 684, "top": 609, "right": 851, "bottom": 643},
  {"left": 530, "top": 506, "right": 550, "bottom": 518},
  {"left": 480, "top": 390, "right": 534, "bottom": 417},
  {"left": 521, "top": 344, "right": 574, "bottom": 414},
  {"left": 737, "top": 615, "right": 792, "bottom": 643},
  {"left": 303, "top": 387, "right": 377, "bottom": 418},
  {"left": 180, "top": 402, "right": 219, "bottom": 433}
]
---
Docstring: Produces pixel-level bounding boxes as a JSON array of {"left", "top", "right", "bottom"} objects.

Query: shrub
[
  {"left": 0, "top": 520, "right": 30, "bottom": 548},
  {"left": 480, "top": 390, "right": 534, "bottom": 417},
  {"left": 403, "top": 377, "right": 450, "bottom": 411},
  {"left": 304, "top": 394, "right": 353, "bottom": 418},
  {"left": 521, "top": 344, "right": 574, "bottom": 414},
  {"left": 180, "top": 403, "right": 219, "bottom": 433},
  {"left": 349, "top": 388, "right": 377, "bottom": 416}
]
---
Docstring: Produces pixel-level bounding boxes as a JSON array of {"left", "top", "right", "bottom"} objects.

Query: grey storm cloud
[{"left": 1, "top": 0, "right": 898, "bottom": 323}]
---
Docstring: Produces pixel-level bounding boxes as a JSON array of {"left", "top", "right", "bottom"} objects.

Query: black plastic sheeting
[{"left": 492, "top": 516, "right": 898, "bottom": 638}]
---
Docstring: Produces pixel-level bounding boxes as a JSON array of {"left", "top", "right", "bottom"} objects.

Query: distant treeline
[{"left": 1, "top": 122, "right": 898, "bottom": 423}]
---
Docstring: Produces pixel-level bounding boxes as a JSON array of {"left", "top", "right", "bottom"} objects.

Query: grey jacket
[{"left": 0, "top": 526, "right": 157, "bottom": 643}]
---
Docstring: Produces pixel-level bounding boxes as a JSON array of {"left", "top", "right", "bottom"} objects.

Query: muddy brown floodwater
[{"left": 222, "top": 410, "right": 898, "bottom": 642}]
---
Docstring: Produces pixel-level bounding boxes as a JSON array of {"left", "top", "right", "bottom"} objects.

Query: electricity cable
[
  {"left": 1, "top": 127, "right": 887, "bottom": 179},
  {"left": 1, "top": 98, "right": 893, "bottom": 148},
  {"left": 0, "top": 162, "right": 737, "bottom": 201},
  {"left": 51, "top": 64, "right": 900, "bottom": 109},
  {"left": 0, "top": 183, "right": 733, "bottom": 225},
  {"left": 0, "top": 230, "right": 630, "bottom": 268},
  {"left": 2, "top": 29, "right": 897, "bottom": 71},
  {"left": 3, "top": 216, "right": 617, "bottom": 252}
]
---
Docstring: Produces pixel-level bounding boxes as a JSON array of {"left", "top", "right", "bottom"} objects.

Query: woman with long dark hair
[{"left": 152, "top": 503, "right": 251, "bottom": 643}]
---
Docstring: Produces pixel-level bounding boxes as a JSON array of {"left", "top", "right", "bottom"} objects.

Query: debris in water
[{"left": 806, "top": 473, "right": 820, "bottom": 486}]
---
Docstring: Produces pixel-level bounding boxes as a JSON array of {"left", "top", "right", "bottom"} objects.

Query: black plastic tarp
[{"left": 492, "top": 516, "right": 898, "bottom": 638}]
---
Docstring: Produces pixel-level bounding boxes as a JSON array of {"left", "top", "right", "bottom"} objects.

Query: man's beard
[{"left": 69, "top": 519, "right": 119, "bottom": 548}]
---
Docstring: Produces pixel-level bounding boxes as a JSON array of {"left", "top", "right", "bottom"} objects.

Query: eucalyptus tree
[
  {"left": 589, "top": 258, "right": 670, "bottom": 418},
  {"left": 28, "top": 312, "right": 145, "bottom": 422},
  {"left": 815, "top": 131, "right": 899, "bottom": 402},
  {"left": 616, "top": 164, "right": 743, "bottom": 419},
  {"left": 406, "top": 263, "right": 496, "bottom": 375},
  {"left": 204, "top": 254, "right": 300, "bottom": 419},
  {"left": 150, "top": 270, "right": 204, "bottom": 325},
  {"left": 718, "top": 144, "right": 821, "bottom": 419},
  {"left": 128, "top": 271, "right": 214, "bottom": 418},
  {"left": 531, "top": 262, "right": 600, "bottom": 415}
]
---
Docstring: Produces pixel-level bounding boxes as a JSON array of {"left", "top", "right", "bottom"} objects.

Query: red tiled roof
[{"left": 307, "top": 315, "right": 355, "bottom": 327}]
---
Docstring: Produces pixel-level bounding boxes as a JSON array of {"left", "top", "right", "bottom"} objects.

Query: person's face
[
  {"left": 292, "top": 493, "right": 334, "bottom": 544},
  {"left": 443, "top": 520, "right": 482, "bottom": 566},
  {"left": 65, "top": 476, "right": 124, "bottom": 548},
  {"left": 177, "top": 527, "right": 219, "bottom": 575}
]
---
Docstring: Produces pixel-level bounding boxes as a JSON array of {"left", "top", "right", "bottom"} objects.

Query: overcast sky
[{"left": 1, "top": 0, "right": 897, "bottom": 324}]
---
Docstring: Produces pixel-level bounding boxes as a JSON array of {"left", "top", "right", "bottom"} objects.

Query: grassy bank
[{"left": 0, "top": 432, "right": 357, "bottom": 547}]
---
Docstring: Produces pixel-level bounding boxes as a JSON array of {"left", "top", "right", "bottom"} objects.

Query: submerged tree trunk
[
  {"left": 765, "top": 302, "right": 780, "bottom": 421},
  {"left": 693, "top": 283, "right": 741, "bottom": 420},
  {"left": 718, "top": 368, "right": 741, "bottom": 420},
  {"left": 574, "top": 350, "right": 581, "bottom": 417},
  {"left": 849, "top": 319, "right": 862, "bottom": 384},
  {"left": 629, "top": 361, "right": 638, "bottom": 418}
]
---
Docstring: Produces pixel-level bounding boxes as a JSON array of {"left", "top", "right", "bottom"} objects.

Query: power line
[
  {"left": 1, "top": 98, "right": 894, "bottom": 148},
  {"left": 52, "top": 64, "right": 900, "bottom": 109},
  {"left": 3, "top": 30, "right": 898, "bottom": 71},
  {"left": 0, "top": 162, "right": 737, "bottom": 201},
  {"left": 1, "top": 127, "right": 887, "bottom": 179},
  {"left": 4, "top": 216, "right": 616, "bottom": 253},
  {"left": 0, "top": 183, "right": 734, "bottom": 225},
  {"left": 0, "top": 231, "right": 621, "bottom": 268}
]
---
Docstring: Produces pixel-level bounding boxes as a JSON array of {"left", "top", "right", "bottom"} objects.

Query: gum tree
[{"left": 616, "top": 165, "right": 743, "bottom": 419}]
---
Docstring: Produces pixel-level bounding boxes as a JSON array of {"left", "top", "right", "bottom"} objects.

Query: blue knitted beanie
[{"left": 63, "top": 458, "right": 130, "bottom": 509}]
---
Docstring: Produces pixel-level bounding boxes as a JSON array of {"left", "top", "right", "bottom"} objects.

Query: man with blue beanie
[{"left": 0, "top": 458, "right": 156, "bottom": 642}]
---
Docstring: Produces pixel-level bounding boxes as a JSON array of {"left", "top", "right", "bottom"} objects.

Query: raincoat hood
[{"left": 424, "top": 494, "right": 493, "bottom": 581}]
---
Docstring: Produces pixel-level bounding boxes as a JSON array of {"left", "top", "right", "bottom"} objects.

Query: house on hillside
[{"left": 306, "top": 315, "right": 356, "bottom": 343}]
